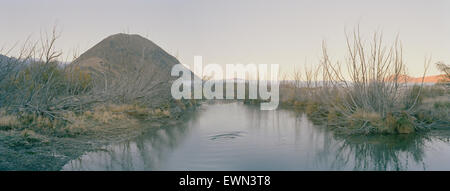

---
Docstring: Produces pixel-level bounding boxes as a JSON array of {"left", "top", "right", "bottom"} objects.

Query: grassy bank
[
  {"left": 278, "top": 84, "right": 449, "bottom": 135},
  {"left": 0, "top": 101, "right": 198, "bottom": 170}
]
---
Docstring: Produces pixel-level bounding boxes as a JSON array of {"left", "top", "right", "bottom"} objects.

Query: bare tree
[
  {"left": 0, "top": 26, "right": 95, "bottom": 123},
  {"left": 306, "top": 28, "right": 430, "bottom": 133}
]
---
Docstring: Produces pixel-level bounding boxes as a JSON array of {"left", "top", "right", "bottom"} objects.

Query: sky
[{"left": 1, "top": 0, "right": 449, "bottom": 78}]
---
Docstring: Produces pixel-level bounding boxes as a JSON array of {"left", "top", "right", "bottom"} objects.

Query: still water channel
[{"left": 63, "top": 102, "right": 450, "bottom": 170}]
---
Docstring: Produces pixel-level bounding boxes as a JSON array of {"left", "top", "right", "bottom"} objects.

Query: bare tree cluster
[
  {"left": 0, "top": 27, "right": 95, "bottom": 122},
  {"left": 284, "top": 28, "right": 432, "bottom": 133}
]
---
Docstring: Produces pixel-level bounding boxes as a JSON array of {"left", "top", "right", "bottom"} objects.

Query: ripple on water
[{"left": 208, "top": 131, "right": 246, "bottom": 141}]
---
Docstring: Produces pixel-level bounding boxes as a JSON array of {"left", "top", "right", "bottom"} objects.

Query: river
[{"left": 62, "top": 102, "right": 450, "bottom": 170}]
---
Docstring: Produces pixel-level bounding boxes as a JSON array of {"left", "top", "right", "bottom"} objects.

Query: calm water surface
[{"left": 62, "top": 102, "right": 450, "bottom": 170}]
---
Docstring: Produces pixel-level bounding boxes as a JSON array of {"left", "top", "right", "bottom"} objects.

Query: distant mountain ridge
[{"left": 389, "top": 74, "right": 447, "bottom": 83}]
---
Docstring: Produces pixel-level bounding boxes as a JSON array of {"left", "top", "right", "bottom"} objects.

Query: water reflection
[
  {"left": 316, "top": 134, "right": 431, "bottom": 170},
  {"left": 63, "top": 116, "right": 195, "bottom": 170},
  {"left": 63, "top": 102, "right": 450, "bottom": 171}
]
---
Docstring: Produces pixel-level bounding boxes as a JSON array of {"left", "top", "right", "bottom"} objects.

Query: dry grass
[
  {"left": 17, "top": 114, "right": 58, "bottom": 129},
  {"left": 61, "top": 104, "right": 146, "bottom": 134},
  {"left": 0, "top": 101, "right": 179, "bottom": 138},
  {"left": 87, "top": 105, "right": 128, "bottom": 123},
  {"left": 0, "top": 111, "right": 19, "bottom": 129},
  {"left": 151, "top": 108, "right": 171, "bottom": 117},
  {"left": 20, "top": 129, "right": 49, "bottom": 143}
]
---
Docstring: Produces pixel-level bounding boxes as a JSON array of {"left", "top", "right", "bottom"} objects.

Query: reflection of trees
[
  {"left": 63, "top": 112, "right": 198, "bottom": 170},
  {"left": 317, "top": 133, "right": 432, "bottom": 170}
]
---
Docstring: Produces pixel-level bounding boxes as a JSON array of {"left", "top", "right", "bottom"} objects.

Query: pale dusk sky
[{"left": 1, "top": 0, "right": 449, "bottom": 78}]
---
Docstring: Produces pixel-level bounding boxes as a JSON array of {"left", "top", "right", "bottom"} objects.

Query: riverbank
[
  {"left": 275, "top": 84, "right": 450, "bottom": 135},
  {"left": 0, "top": 101, "right": 199, "bottom": 170}
]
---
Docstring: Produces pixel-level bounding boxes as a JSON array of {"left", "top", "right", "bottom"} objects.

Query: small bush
[{"left": 385, "top": 112, "right": 416, "bottom": 134}]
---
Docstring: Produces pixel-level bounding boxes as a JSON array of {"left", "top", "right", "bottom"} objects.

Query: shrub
[{"left": 385, "top": 112, "right": 416, "bottom": 134}]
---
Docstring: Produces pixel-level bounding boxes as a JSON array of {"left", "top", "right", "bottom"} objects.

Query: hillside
[{"left": 70, "top": 33, "right": 186, "bottom": 106}]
